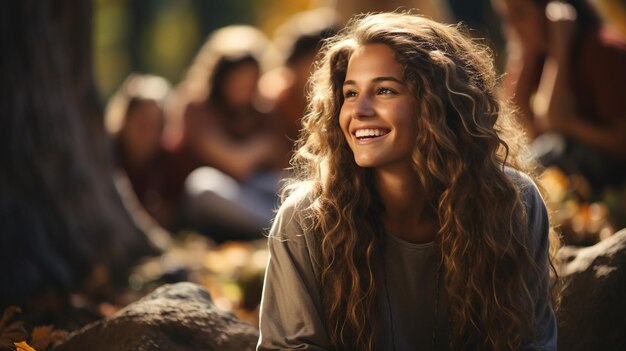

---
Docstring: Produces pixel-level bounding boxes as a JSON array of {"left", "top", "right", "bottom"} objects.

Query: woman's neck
[{"left": 375, "top": 166, "right": 438, "bottom": 244}]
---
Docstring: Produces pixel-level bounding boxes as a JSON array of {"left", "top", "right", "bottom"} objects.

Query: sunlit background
[{"left": 94, "top": 0, "right": 326, "bottom": 98}]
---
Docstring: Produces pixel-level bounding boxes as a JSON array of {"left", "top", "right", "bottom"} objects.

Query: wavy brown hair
[{"left": 286, "top": 12, "right": 558, "bottom": 350}]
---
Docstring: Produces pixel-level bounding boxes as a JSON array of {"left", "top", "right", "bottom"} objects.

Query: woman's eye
[
  {"left": 344, "top": 90, "right": 357, "bottom": 98},
  {"left": 377, "top": 87, "right": 395, "bottom": 95}
]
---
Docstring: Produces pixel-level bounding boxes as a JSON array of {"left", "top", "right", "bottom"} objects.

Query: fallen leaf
[
  {"left": 0, "top": 306, "right": 28, "bottom": 348},
  {"left": 30, "top": 325, "right": 68, "bottom": 351},
  {"left": 14, "top": 341, "right": 36, "bottom": 351},
  {"left": 0, "top": 306, "right": 21, "bottom": 329}
]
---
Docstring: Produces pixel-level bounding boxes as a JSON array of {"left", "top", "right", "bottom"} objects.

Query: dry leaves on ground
[{"left": 0, "top": 306, "right": 67, "bottom": 351}]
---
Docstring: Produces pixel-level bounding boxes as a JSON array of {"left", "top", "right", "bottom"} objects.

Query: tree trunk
[{"left": 0, "top": 0, "right": 158, "bottom": 309}]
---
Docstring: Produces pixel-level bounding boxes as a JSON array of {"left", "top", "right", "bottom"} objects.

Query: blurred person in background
[
  {"left": 260, "top": 7, "right": 339, "bottom": 152},
  {"left": 106, "top": 73, "right": 180, "bottom": 232},
  {"left": 168, "top": 25, "right": 285, "bottom": 242},
  {"left": 446, "top": 0, "right": 507, "bottom": 71},
  {"left": 495, "top": 0, "right": 626, "bottom": 191}
]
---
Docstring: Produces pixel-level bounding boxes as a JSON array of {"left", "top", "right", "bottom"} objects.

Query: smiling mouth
[{"left": 355, "top": 128, "right": 390, "bottom": 140}]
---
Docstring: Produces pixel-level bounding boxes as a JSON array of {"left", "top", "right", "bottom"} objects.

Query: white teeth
[{"left": 355, "top": 128, "right": 388, "bottom": 138}]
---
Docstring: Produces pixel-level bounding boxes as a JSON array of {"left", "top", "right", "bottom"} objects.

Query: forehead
[{"left": 345, "top": 43, "right": 403, "bottom": 80}]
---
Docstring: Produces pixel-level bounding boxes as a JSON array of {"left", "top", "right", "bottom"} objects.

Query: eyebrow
[{"left": 343, "top": 76, "right": 405, "bottom": 86}]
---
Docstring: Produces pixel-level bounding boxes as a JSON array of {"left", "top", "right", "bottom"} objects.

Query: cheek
[
  {"left": 338, "top": 108, "right": 351, "bottom": 139},
  {"left": 395, "top": 106, "right": 419, "bottom": 144}
]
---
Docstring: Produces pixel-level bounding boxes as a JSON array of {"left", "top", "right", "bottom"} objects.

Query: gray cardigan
[{"left": 257, "top": 171, "right": 557, "bottom": 350}]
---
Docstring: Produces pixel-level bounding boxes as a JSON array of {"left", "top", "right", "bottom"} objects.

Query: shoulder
[
  {"left": 504, "top": 167, "right": 548, "bottom": 229},
  {"left": 267, "top": 182, "right": 323, "bottom": 274},
  {"left": 504, "top": 167, "right": 545, "bottom": 209},
  {"left": 504, "top": 167, "right": 550, "bottom": 250},
  {"left": 270, "top": 182, "right": 316, "bottom": 241}
]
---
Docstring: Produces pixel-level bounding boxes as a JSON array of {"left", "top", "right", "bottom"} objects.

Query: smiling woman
[{"left": 257, "top": 11, "right": 560, "bottom": 351}]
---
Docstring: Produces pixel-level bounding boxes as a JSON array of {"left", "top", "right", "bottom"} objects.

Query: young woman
[
  {"left": 169, "top": 25, "right": 285, "bottom": 240},
  {"left": 105, "top": 74, "right": 179, "bottom": 230},
  {"left": 258, "top": 12, "right": 558, "bottom": 351}
]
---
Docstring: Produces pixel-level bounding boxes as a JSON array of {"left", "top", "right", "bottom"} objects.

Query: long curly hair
[{"left": 286, "top": 12, "right": 558, "bottom": 350}]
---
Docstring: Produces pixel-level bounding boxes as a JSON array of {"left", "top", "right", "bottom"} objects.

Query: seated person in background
[
  {"left": 168, "top": 25, "right": 285, "bottom": 241},
  {"left": 105, "top": 73, "right": 179, "bottom": 232},
  {"left": 260, "top": 7, "right": 338, "bottom": 148},
  {"left": 495, "top": 0, "right": 626, "bottom": 191}
]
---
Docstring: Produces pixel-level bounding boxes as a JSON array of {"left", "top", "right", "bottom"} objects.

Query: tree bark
[{"left": 0, "top": 0, "right": 157, "bottom": 309}]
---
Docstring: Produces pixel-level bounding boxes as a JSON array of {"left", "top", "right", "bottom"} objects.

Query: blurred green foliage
[{"left": 93, "top": 0, "right": 259, "bottom": 99}]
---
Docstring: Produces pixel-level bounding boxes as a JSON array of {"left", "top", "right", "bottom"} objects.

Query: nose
[{"left": 353, "top": 94, "right": 375, "bottom": 118}]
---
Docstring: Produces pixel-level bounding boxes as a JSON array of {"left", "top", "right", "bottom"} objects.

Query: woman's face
[
  {"left": 222, "top": 62, "right": 260, "bottom": 108},
  {"left": 121, "top": 100, "right": 163, "bottom": 164},
  {"left": 339, "top": 43, "right": 419, "bottom": 171}
]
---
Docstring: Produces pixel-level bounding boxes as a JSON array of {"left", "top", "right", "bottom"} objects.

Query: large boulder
[
  {"left": 54, "top": 282, "right": 258, "bottom": 351},
  {"left": 557, "top": 228, "right": 626, "bottom": 351}
]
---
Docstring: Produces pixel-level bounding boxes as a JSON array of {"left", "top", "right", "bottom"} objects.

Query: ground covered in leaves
[{"left": 0, "top": 234, "right": 268, "bottom": 350}]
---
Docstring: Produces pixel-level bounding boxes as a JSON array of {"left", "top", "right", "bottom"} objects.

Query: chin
[{"left": 354, "top": 158, "right": 377, "bottom": 168}]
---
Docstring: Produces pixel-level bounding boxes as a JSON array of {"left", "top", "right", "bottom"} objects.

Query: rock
[
  {"left": 557, "top": 228, "right": 626, "bottom": 351},
  {"left": 54, "top": 282, "right": 258, "bottom": 351}
]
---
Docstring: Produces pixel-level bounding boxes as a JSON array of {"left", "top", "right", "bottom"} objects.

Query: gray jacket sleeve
[
  {"left": 257, "top": 193, "right": 333, "bottom": 350},
  {"left": 518, "top": 174, "right": 557, "bottom": 351}
]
